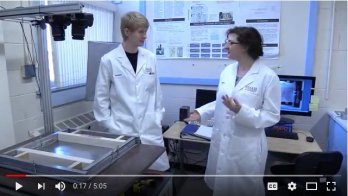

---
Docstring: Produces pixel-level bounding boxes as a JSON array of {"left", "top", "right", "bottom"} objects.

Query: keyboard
[{"left": 265, "top": 129, "right": 299, "bottom": 140}]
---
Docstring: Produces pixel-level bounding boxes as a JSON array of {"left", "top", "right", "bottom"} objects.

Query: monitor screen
[
  {"left": 195, "top": 89, "right": 217, "bottom": 108},
  {"left": 279, "top": 75, "right": 315, "bottom": 116},
  {"left": 195, "top": 75, "right": 315, "bottom": 116}
]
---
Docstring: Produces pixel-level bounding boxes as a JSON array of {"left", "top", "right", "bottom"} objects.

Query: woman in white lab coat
[
  {"left": 93, "top": 12, "right": 169, "bottom": 171},
  {"left": 187, "top": 27, "right": 281, "bottom": 195}
]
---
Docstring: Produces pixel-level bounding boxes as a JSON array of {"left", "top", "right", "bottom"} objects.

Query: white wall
[
  {"left": 308, "top": 1, "right": 347, "bottom": 150},
  {"left": 113, "top": 1, "right": 141, "bottom": 42},
  {"left": 0, "top": 20, "right": 16, "bottom": 149}
]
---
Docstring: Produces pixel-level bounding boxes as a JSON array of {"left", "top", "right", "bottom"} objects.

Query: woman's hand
[
  {"left": 222, "top": 95, "right": 241, "bottom": 113},
  {"left": 184, "top": 110, "right": 201, "bottom": 123}
]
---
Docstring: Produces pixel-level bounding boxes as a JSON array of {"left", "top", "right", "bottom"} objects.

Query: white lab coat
[
  {"left": 196, "top": 60, "right": 281, "bottom": 196},
  {"left": 93, "top": 45, "right": 170, "bottom": 171}
]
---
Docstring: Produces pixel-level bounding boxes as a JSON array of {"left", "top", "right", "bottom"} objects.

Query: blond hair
[{"left": 120, "top": 11, "right": 149, "bottom": 40}]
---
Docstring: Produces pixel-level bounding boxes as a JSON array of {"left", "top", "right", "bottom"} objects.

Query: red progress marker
[{"left": 5, "top": 174, "right": 27, "bottom": 178}]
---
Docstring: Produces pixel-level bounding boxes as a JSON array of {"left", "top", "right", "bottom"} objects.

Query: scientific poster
[{"left": 147, "top": 1, "right": 280, "bottom": 59}]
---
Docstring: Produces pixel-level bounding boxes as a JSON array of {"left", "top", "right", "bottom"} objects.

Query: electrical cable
[
  {"left": 29, "top": 24, "right": 41, "bottom": 95},
  {"left": 19, "top": 22, "right": 33, "bottom": 64},
  {"left": 30, "top": 25, "right": 39, "bottom": 65},
  {"left": 295, "top": 131, "right": 309, "bottom": 137},
  {"left": 19, "top": 21, "right": 42, "bottom": 95}
]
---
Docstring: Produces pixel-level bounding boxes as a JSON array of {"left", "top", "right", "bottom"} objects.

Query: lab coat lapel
[
  {"left": 136, "top": 48, "right": 147, "bottom": 76},
  {"left": 229, "top": 64, "right": 238, "bottom": 88},
  {"left": 115, "top": 45, "right": 136, "bottom": 77},
  {"left": 235, "top": 60, "right": 261, "bottom": 91}
]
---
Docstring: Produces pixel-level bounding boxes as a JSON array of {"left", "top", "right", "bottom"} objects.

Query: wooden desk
[
  {"left": 164, "top": 121, "right": 322, "bottom": 154},
  {"left": 0, "top": 144, "right": 164, "bottom": 196}
]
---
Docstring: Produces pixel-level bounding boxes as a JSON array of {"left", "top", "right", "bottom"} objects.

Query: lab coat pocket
[
  {"left": 112, "top": 74, "right": 127, "bottom": 91},
  {"left": 143, "top": 74, "right": 156, "bottom": 92},
  {"left": 112, "top": 73, "right": 126, "bottom": 83},
  {"left": 141, "top": 112, "right": 162, "bottom": 143},
  {"left": 114, "top": 73, "right": 123, "bottom": 77},
  {"left": 238, "top": 90, "right": 261, "bottom": 108},
  {"left": 144, "top": 112, "right": 162, "bottom": 131},
  {"left": 110, "top": 113, "right": 134, "bottom": 135}
]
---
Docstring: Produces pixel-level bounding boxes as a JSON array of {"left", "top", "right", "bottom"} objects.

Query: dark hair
[{"left": 226, "top": 27, "right": 263, "bottom": 60}]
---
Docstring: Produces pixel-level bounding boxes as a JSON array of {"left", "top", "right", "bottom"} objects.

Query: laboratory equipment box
[{"left": 0, "top": 129, "right": 139, "bottom": 182}]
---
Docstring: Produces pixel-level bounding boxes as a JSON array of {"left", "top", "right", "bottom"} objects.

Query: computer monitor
[
  {"left": 195, "top": 75, "right": 315, "bottom": 117},
  {"left": 279, "top": 75, "right": 316, "bottom": 116},
  {"left": 195, "top": 89, "right": 217, "bottom": 108}
]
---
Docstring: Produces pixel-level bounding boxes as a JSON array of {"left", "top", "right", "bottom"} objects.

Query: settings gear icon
[{"left": 288, "top": 181, "right": 297, "bottom": 191}]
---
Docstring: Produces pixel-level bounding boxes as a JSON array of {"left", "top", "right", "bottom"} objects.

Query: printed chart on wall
[{"left": 146, "top": 1, "right": 280, "bottom": 59}]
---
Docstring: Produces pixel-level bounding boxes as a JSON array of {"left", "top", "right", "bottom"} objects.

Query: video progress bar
[{"left": 5, "top": 174, "right": 337, "bottom": 178}]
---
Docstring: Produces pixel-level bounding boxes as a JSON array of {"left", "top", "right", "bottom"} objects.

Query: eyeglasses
[{"left": 225, "top": 39, "right": 239, "bottom": 45}]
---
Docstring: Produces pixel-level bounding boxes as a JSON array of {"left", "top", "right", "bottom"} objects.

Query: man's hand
[
  {"left": 184, "top": 110, "right": 201, "bottom": 123},
  {"left": 222, "top": 95, "right": 241, "bottom": 113}
]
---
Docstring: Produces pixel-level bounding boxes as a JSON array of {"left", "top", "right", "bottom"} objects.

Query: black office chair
[{"left": 265, "top": 151, "right": 343, "bottom": 196}]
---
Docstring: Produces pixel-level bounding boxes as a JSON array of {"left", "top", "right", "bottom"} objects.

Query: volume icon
[{"left": 55, "top": 181, "right": 66, "bottom": 191}]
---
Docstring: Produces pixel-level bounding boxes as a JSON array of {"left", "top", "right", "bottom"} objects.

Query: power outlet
[{"left": 22, "top": 64, "right": 36, "bottom": 79}]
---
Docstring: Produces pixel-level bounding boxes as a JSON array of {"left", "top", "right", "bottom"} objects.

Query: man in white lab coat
[
  {"left": 93, "top": 11, "right": 169, "bottom": 171},
  {"left": 186, "top": 27, "right": 281, "bottom": 195}
]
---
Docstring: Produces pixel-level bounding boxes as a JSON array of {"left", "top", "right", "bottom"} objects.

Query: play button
[{"left": 15, "top": 182, "right": 23, "bottom": 191}]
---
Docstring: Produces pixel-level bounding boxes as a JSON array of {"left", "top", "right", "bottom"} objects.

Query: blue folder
[
  {"left": 180, "top": 124, "right": 210, "bottom": 141},
  {"left": 181, "top": 124, "right": 200, "bottom": 135}
]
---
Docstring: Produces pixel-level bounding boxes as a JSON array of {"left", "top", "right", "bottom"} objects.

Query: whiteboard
[
  {"left": 85, "top": 41, "right": 120, "bottom": 101},
  {"left": 145, "top": 1, "right": 312, "bottom": 82}
]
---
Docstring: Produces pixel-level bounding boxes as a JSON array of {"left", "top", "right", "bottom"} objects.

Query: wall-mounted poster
[{"left": 146, "top": 1, "right": 280, "bottom": 59}]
